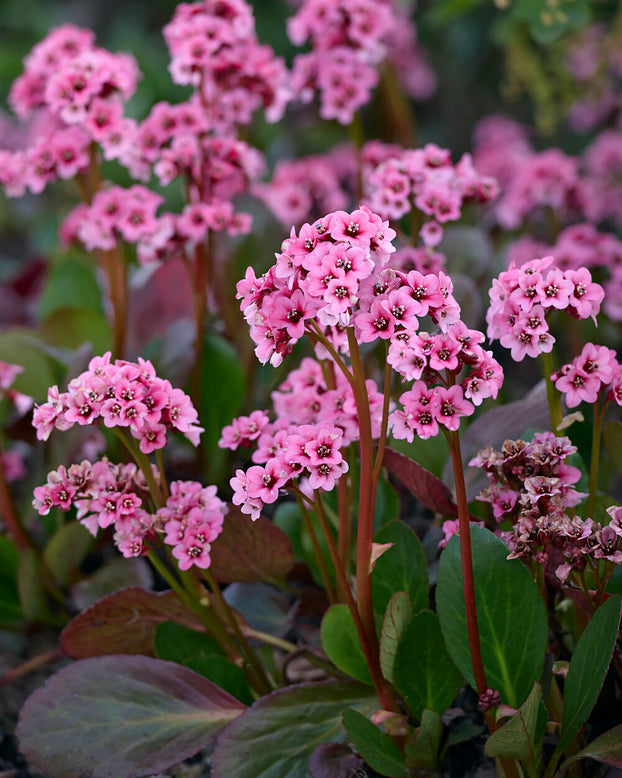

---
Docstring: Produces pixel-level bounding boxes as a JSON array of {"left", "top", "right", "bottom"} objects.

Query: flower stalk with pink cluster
[{"left": 232, "top": 203, "right": 505, "bottom": 718}]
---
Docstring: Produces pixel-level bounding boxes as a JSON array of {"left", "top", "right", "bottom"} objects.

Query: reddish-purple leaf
[
  {"left": 17, "top": 655, "right": 245, "bottom": 778},
  {"left": 308, "top": 742, "right": 365, "bottom": 778},
  {"left": 383, "top": 447, "right": 458, "bottom": 517},
  {"left": 210, "top": 507, "right": 295, "bottom": 585},
  {"left": 562, "top": 724, "right": 622, "bottom": 770},
  {"left": 61, "top": 587, "right": 204, "bottom": 659}
]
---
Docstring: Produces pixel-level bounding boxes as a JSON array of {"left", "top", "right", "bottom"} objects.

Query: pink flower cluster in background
[
  {"left": 486, "top": 255, "right": 604, "bottom": 361},
  {"left": 32, "top": 352, "right": 203, "bottom": 453},
  {"left": 288, "top": 0, "right": 434, "bottom": 124}
]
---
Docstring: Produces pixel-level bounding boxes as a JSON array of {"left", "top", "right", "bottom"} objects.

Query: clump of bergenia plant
[{"left": 3, "top": 2, "right": 622, "bottom": 778}]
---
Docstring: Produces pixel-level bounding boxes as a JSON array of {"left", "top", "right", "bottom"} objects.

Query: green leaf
[
  {"left": 321, "top": 604, "right": 372, "bottom": 685},
  {"left": 17, "top": 655, "right": 246, "bottom": 778},
  {"left": 342, "top": 708, "right": 409, "bottom": 778},
  {"left": 198, "top": 334, "right": 245, "bottom": 451},
  {"left": 604, "top": 421, "right": 622, "bottom": 477},
  {"left": 43, "top": 522, "right": 94, "bottom": 586},
  {"left": 404, "top": 709, "right": 443, "bottom": 769},
  {"left": 0, "top": 534, "right": 22, "bottom": 625},
  {"left": 372, "top": 520, "right": 429, "bottom": 615},
  {"left": 210, "top": 508, "right": 295, "bottom": 586},
  {"left": 557, "top": 594, "right": 622, "bottom": 755},
  {"left": 561, "top": 723, "right": 622, "bottom": 771},
  {"left": 39, "top": 254, "right": 104, "bottom": 318},
  {"left": 0, "top": 328, "right": 56, "bottom": 401},
  {"left": 61, "top": 587, "right": 204, "bottom": 658},
  {"left": 211, "top": 681, "right": 377, "bottom": 778},
  {"left": 436, "top": 526, "right": 548, "bottom": 709},
  {"left": 154, "top": 621, "right": 253, "bottom": 705},
  {"left": 184, "top": 655, "right": 253, "bottom": 706},
  {"left": 380, "top": 592, "right": 413, "bottom": 684},
  {"left": 18, "top": 549, "right": 50, "bottom": 623},
  {"left": 70, "top": 556, "right": 153, "bottom": 610},
  {"left": 484, "top": 682, "right": 544, "bottom": 769},
  {"left": 512, "top": 0, "right": 591, "bottom": 44},
  {"left": 394, "top": 610, "right": 463, "bottom": 719},
  {"left": 41, "top": 307, "right": 112, "bottom": 353}
]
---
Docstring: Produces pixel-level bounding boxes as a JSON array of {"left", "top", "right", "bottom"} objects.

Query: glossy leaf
[
  {"left": 61, "top": 587, "right": 203, "bottom": 658},
  {"left": 210, "top": 508, "right": 295, "bottom": 586},
  {"left": 436, "top": 526, "right": 548, "bottom": 709},
  {"left": 0, "top": 327, "right": 56, "bottom": 400},
  {"left": 43, "top": 522, "right": 94, "bottom": 586},
  {"left": 308, "top": 743, "right": 365, "bottom": 778},
  {"left": 342, "top": 708, "right": 409, "bottom": 778},
  {"left": 558, "top": 594, "right": 622, "bottom": 755},
  {"left": 394, "top": 610, "right": 463, "bottom": 719},
  {"left": 380, "top": 591, "right": 413, "bottom": 684},
  {"left": 17, "top": 655, "right": 246, "bottom": 778},
  {"left": 383, "top": 448, "right": 457, "bottom": 516},
  {"left": 184, "top": 655, "right": 253, "bottom": 706},
  {"left": 198, "top": 334, "right": 245, "bottom": 451},
  {"left": 212, "top": 681, "right": 377, "bottom": 778},
  {"left": 18, "top": 549, "right": 50, "bottom": 622},
  {"left": 404, "top": 709, "right": 443, "bottom": 769},
  {"left": 41, "top": 307, "right": 112, "bottom": 353},
  {"left": 321, "top": 604, "right": 372, "bottom": 685},
  {"left": 39, "top": 254, "right": 104, "bottom": 318},
  {"left": 484, "top": 682, "right": 544, "bottom": 767},
  {"left": 372, "top": 520, "right": 429, "bottom": 615},
  {"left": 561, "top": 723, "right": 622, "bottom": 771}
]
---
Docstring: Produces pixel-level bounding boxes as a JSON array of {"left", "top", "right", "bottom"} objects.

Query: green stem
[
  {"left": 201, "top": 567, "right": 273, "bottom": 695},
  {"left": 295, "top": 493, "right": 337, "bottom": 604},
  {"left": 111, "top": 430, "right": 164, "bottom": 508},
  {"left": 586, "top": 400, "right": 606, "bottom": 519},
  {"left": 313, "top": 490, "right": 396, "bottom": 711},
  {"left": 541, "top": 351, "right": 563, "bottom": 434}
]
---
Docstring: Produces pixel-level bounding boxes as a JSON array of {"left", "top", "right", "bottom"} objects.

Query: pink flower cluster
[
  {"left": 388, "top": 320, "right": 503, "bottom": 441},
  {"left": 470, "top": 434, "right": 622, "bottom": 581},
  {"left": 288, "top": 0, "right": 434, "bottom": 124},
  {"left": 33, "top": 459, "right": 226, "bottom": 568},
  {"left": 486, "top": 255, "right": 604, "bottom": 361},
  {"left": 236, "top": 206, "right": 397, "bottom": 367},
  {"left": 364, "top": 143, "right": 498, "bottom": 247},
  {"left": 32, "top": 352, "right": 203, "bottom": 453},
  {"left": 226, "top": 420, "right": 349, "bottom": 520},
  {"left": 219, "top": 356, "right": 388, "bottom": 518},
  {"left": 60, "top": 181, "right": 252, "bottom": 263},
  {"left": 0, "top": 24, "right": 139, "bottom": 197},
  {"left": 163, "top": 0, "right": 289, "bottom": 130},
  {"left": 553, "top": 342, "right": 622, "bottom": 409}
]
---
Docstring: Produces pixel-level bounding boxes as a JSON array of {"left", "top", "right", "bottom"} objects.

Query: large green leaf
[
  {"left": 39, "top": 254, "right": 104, "bottom": 318},
  {"left": 379, "top": 591, "right": 413, "bottom": 684},
  {"left": 394, "top": 610, "right": 463, "bottom": 719},
  {"left": 404, "top": 709, "right": 443, "bottom": 770},
  {"left": 604, "top": 421, "right": 622, "bottom": 477},
  {"left": 342, "top": 708, "right": 409, "bottom": 778},
  {"left": 41, "top": 307, "right": 112, "bottom": 354},
  {"left": 436, "top": 526, "right": 548, "bottom": 708},
  {"left": 211, "top": 681, "right": 377, "bottom": 778},
  {"left": 0, "top": 328, "right": 56, "bottom": 401},
  {"left": 154, "top": 621, "right": 253, "bottom": 705},
  {"left": 321, "top": 604, "right": 372, "bottom": 686},
  {"left": 372, "top": 520, "right": 429, "bottom": 616},
  {"left": 43, "top": 521, "right": 94, "bottom": 586},
  {"left": 210, "top": 508, "right": 295, "bottom": 586},
  {"left": 17, "top": 655, "right": 246, "bottom": 778},
  {"left": 0, "top": 534, "right": 22, "bottom": 625},
  {"left": 557, "top": 594, "right": 621, "bottom": 755},
  {"left": 198, "top": 334, "right": 245, "bottom": 451}
]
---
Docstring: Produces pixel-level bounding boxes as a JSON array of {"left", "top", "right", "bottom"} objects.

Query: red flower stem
[
  {"left": 346, "top": 329, "right": 379, "bottom": 655},
  {"left": 313, "top": 490, "right": 396, "bottom": 711},
  {"left": 447, "top": 429, "right": 488, "bottom": 698}
]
